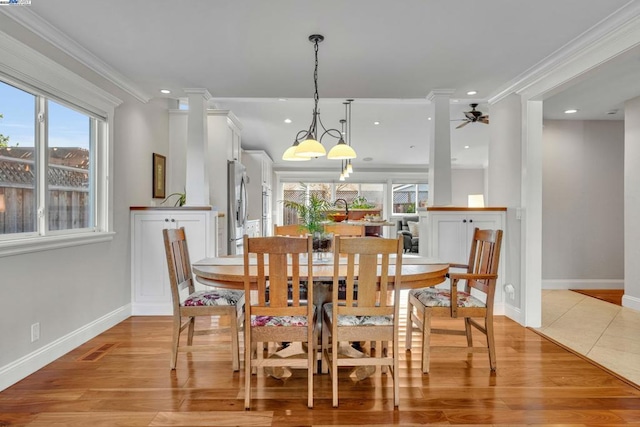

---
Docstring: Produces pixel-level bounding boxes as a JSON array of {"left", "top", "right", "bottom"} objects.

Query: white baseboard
[
  {"left": 0, "top": 304, "right": 132, "bottom": 392},
  {"left": 131, "top": 302, "right": 172, "bottom": 315},
  {"left": 503, "top": 304, "right": 524, "bottom": 326},
  {"left": 622, "top": 294, "right": 640, "bottom": 312},
  {"left": 542, "top": 279, "right": 623, "bottom": 290}
]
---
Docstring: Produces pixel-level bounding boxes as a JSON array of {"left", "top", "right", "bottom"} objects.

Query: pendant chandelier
[
  {"left": 338, "top": 100, "right": 355, "bottom": 180},
  {"left": 282, "top": 34, "right": 357, "bottom": 162}
]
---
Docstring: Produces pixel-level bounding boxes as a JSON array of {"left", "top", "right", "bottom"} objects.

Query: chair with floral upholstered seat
[
  {"left": 243, "top": 235, "right": 316, "bottom": 409},
  {"left": 163, "top": 227, "right": 244, "bottom": 370},
  {"left": 406, "top": 228, "right": 503, "bottom": 373},
  {"left": 321, "top": 235, "right": 404, "bottom": 407}
]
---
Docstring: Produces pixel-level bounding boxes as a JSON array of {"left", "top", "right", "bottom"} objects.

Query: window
[
  {"left": 281, "top": 182, "right": 383, "bottom": 225},
  {"left": 392, "top": 183, "right": 428, "bottom": 214},
  {"left": 0, "top": 79, "right": 102, "bottom": 238}
]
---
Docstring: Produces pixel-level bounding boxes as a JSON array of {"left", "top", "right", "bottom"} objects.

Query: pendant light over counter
[{"left": 282, "top": 35, "right": 357, "bottom": 163}]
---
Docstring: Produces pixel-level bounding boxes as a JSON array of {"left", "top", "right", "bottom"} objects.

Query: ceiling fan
[{"left": 453, "top": 103, "right": 489, "bottom": 129}]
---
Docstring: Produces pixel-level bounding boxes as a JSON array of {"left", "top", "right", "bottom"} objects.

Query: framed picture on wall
[{"left": 152, "top": 153, "right": 166, "bottom": 198}]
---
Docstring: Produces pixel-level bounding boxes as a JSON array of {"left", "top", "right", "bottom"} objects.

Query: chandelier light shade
[
  {"left": 282, "top": 140, "right": 311, "bottom": 161},
  {"left": 327, "top": 138, "right": 356, "bottom": 159},
  {"left": 283, "top": 34, "right": 357, "bottom": 162},
  {"left": 295, "top": 135, "right": 326, "bottom": 158}
]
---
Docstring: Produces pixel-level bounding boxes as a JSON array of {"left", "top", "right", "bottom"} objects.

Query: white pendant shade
[
  {"left": 346, "top": 162, "right": 353, "bottom": 174},
  {"left": 282, "top": 144, "right": 311, "bottom": 161},
  {"left": 327, "top": 141, "right": 357, "bottom": 160},
  {"left": 295, "top": 137, "right": 326, "bottom": 158}
]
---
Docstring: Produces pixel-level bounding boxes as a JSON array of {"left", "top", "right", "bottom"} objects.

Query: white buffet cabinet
[
  {"left": 130, "top": 207, "right": 218, "bottom": 315},
  {"left": 425, "top": 207, "right": 507, "bottom": 314}
]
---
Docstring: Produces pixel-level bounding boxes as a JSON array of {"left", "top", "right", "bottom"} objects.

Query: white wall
[
  {"left": 542, "top": 120, "right": 624, "bottom": 287},
  {"left": 0, "top": 20, "right": 170, "bottom": 389},
  {"left": 451, "top": 169, "right": 485, "bottom": 206},
  {"left": 624, "top": 96, "right": 640, "bottom": 310}
]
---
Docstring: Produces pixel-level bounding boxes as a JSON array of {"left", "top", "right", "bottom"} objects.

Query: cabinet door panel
[
  {"left": 434, "top": 216, "right": 468, "bottom": 264},
  {"left": 134, "top": 215, "right": 172, "bottom": 302}
]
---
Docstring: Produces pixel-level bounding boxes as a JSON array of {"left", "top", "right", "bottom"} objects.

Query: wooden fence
[{"left": 0, "top": 156, "right": 90, "bottom": 234}]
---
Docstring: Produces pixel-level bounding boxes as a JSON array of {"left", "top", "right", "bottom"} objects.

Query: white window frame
[
  {"left": 0, "top": 30, "right": 121, "bottom": 257},
  {"left": 390, "top": 182, "right": 428, "bottom": 215}
]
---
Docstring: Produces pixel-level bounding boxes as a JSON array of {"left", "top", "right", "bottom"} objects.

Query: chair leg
[
  {"left": 321, "top": 318, "right": 329, "bottom": 374},
  {"left": 230, "top": 310, "right": 240, "bottom": 372},
  {"left": 187, "top": 316, "right": 195, "bottom": 346},
  {"left": 332, "top": 335, "right": 339, "bottom": 408},
  {"left": 307, "top": 337, "right": 314, "bottom": 409},
  {"left": 393, "top": 333, "right": 399, "bottom": 407},
  {"left": 170, "top": 316, "right": 181, "bottom": 370},
  {"left": 421, "top": 309, "right": 432, "bottom": 374},
  {"left": 244, "top": 324, "right": 252, "bottom": 409},
  {"left": 464, "top": 317, "right": 474, "bottom": 348},
  {"left": 486, "top": 316, "right": 497, "bottom": 371},
  {"left": 405, "top": 294, "right": 414, "bottom": 350}
]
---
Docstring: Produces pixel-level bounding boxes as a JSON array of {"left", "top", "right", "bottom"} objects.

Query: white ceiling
[{"left": 8, "top": 0, "right": 635, "bottom": 170}]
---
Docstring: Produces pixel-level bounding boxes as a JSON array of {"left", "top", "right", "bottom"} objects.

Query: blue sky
[{"left": 0, "top": 80, "right": 89, "bottom": 148}]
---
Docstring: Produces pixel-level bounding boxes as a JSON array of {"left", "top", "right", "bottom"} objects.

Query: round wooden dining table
[
  {"left": 192, "top": 254, "right": 449, "bottom": 290},
  {"left": 192, "top": 254, "right": 449, "bottom": 380}
]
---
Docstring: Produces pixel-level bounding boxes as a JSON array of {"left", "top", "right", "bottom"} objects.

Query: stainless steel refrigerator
[{"left": 227, "top": 160, "right": 248, "bottom": 255}]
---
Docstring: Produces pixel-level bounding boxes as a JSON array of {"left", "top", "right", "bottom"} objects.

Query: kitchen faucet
[{"left": 333, "top": 198, "right": 349, "bottom": 216}]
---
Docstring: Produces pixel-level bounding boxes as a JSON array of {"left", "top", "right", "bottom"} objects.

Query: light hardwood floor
[{"left": 2, "top": 305, "right": 640, "bottom": 426}]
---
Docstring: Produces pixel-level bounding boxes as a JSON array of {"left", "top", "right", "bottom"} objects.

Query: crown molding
[
  {"left": 0, "top": 7, "right": 151, "bottom": 103},
  {"left": 489, "top": 1, "right": 640, "bottom": 104},
  {"left": 426, "top": 89, "right": 456, "bottom": 101}
]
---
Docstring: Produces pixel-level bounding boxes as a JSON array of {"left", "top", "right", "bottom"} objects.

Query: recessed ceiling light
[
  {"left": 466, "top": 90, "right": 477, "bottom": 96},
  {"left": 428, "top": 117, "right": 432, "bottom": 120},
  {"left": 373, "top": 121, "right": 380, "bottom": 125},
  {"left": 284, "top": 118, "right": 292, "bottom": 124},
  {"left": 452, "top": 99, "right": 459, "bottom": 103},
  {"left": 564, "top": 109, "right": 579, "bottom": 114},
  {"left": 363, "top": 157, "right": 373, "bottom": 162},
  {"left": 160, "top": 89, "right": 171, "bottom": 94},
  {"left": 464, "top": 145, "right": 470, "bottom": 149},
  {"left": 278, "top": 98, "right": 288, "bottom": 101},
  {"left": 409, "top": 145, "right": 416, "bottom": 149},
  {"left": 606, "top": 109, "right": 619, "bottom": 115}
]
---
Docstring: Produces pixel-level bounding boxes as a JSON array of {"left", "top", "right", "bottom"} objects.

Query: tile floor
[{"left": 537, "top": 289, "right": 640, "bottom": 386}]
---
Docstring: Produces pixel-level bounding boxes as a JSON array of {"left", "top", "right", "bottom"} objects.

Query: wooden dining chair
[
  {"left": 322, "top": 235, "right": 403, "bottom": 407},
  {"left": 273, "top": 223, "right": 308, "bottom": 236},
  {"left": 243, "top": 235, "right": 317, "bottom": 409},
  {"left": 162, "top": 227, "right": 245, "bottom": 370},
  {"left": 323, "top": 223, "right": 365, "bottom": 237},
  {"left": 406, "top": 228, "right": 503, "bottom": 373}
]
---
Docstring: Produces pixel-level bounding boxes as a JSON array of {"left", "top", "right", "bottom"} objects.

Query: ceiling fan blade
[
  {"left": 450, "top": 119, "right": 467, "bottom": 121},
  {"left": 479, "top": 116, "right": 489, "bottom": 124},
  {"left": 456, "top": 121, "right": 470, "bottom": 129},
  {"left": 464, "top": 112, "right": 475, "bottom": 120}
]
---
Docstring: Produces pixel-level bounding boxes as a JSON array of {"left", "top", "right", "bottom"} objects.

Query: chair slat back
[
  {"left": 333, "top": 236, "right": 403, "bottom": 315},
  {"left": 466, "top": 228, "right": 503, "bottom": 299},
  {"left": 324, "top": 223, "right": 365, "bottom": 236},
  {"left": 273, "top": 224, "right": 308, "bottom": 236},
  {"left": 244, "top": 235, "right": 313, "bottom": 311},
  {"left": 163, "top": 228, "right": 195, "bottom": 311}
]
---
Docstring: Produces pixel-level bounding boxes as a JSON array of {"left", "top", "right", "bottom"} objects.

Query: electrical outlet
[{"left": 31, "top": 322, "right": 40, "bottom": 342}]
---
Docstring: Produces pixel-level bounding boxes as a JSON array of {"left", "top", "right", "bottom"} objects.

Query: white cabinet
[
  {"left": 130, "top": 207, "right": 218, "bottom": 315},
  {"left": 426, "top": 208, "right": 506, "bottom": 314},
  {"left": 428, "top": 211, "right": 504, "bottom": 264}
]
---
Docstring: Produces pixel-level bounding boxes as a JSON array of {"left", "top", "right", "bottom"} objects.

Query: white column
[
  {"left": 427, "top": 89, "right": 454, "bottom": 206},
  {"left": 184, "top": 88, "right": 211, "bottom": 206},
  {"left": 521, "top": 99, "right": 543, "bottom": 328},
  {"left": 624, "top": 95, "right": 640, "bottom": 311},
  {"left": 488, "top": 94, "right": 523, "bottom": 324}
]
